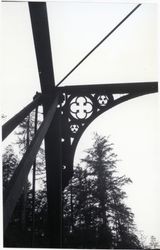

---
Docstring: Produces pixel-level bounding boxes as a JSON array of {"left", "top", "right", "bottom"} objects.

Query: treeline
[
  {"left": 2, "top": 113, "right": 158, "bottom": 248},
  {"left": 3, "top": 113, "right": 49, "bottom": 247},
  {"left": 63, "top": 134, "right": 141, "bottom": 249}
]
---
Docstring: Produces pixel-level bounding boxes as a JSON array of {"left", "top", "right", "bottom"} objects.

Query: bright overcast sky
[{"left": 1, "top": 0, "right": 160, "bottom": 244}]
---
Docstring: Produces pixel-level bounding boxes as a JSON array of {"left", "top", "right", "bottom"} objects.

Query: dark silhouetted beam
[
  {"left": 2, "top": 95, "right": 42, "bottom": 141},
  {"left": 45, "top": 107, "right": 63, "bottom": 247},
  {"left": 3, "top": 94, "right": 59, "bottom": 231},
  {"left": 29, "top": 2, "right": 55, "bottom": 93},
  {"left": 61, "top": 81, "right": 158, "bottom": 95},
  {"left": 29, "top": 3, "right": 63, "bottom": 246}
]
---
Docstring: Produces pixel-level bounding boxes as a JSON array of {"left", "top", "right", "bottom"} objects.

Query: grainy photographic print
[{"left": 1, "top": 0, "right": 159, "bottom": 249}]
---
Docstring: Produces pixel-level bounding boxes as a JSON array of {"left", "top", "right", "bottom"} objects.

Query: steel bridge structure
[{"left": 2, "top": 2, "right": 158, "bottom": 248}]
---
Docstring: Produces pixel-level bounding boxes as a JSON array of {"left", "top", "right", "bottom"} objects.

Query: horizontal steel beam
[
  {"left": 60, "top": 81, "right": 158, "bottom": 95},
  {"left": 3, "top": 94, "right": 59, "bottom": 231},
  {"left": 2, "top": 95, "right": 42, "bottom": 141}
]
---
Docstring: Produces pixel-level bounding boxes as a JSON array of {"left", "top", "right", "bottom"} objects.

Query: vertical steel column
[
  {"left": 44, "top": 101, "right": 62, "bottom": 247},
  {"left": 29, "top": 3, "right": 63, "bottom": 247},
  {"left": 21, "top": 115, "right": 30, "bottom": 233},
  {"left": 31, "top": 107, "right": 38, "bottom": 247}
]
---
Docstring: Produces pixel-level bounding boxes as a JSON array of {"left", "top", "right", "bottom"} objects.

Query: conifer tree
[
  {"left": 3, "top": 145, "right": 19, "bottom": 192},
  {"left": 3, "top": 110, "right": 49, "bottom": 247},
  {"left": 63, "top": 133, "right": 142, "bottom": 248}
]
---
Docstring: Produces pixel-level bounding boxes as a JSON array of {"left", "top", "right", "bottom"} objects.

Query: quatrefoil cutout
[{"left": 70, "top": 96, "right": 93, "bottom": 120}]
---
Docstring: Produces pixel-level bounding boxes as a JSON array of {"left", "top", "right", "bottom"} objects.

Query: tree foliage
[
  {"left": 3, "top": 111, "right": 49, "bottom": 247},
  {"left": 3, "top": 126, "right": 148, "bottom": 248},
  {"left": 63, "top": 133, "right": 142, "bottom": 248},
  {"left": 3, "top": 145, "right": 19, "bottom": 192},
  {"left": 149, "top": 236, "right": 160, "bottom": 249}
]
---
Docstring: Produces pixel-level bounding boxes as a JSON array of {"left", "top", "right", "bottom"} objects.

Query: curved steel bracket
[{"left": 58, "top": 82, "right": 158, "bottom": 188}]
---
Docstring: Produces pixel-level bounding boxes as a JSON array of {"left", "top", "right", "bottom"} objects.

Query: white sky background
[{"left": 1, "top": 0, "right": 160, "bottom": 244}]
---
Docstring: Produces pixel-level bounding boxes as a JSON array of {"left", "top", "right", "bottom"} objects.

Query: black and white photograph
[{"left": 1, "top": 0, "right": 159, "bottom": 248}]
